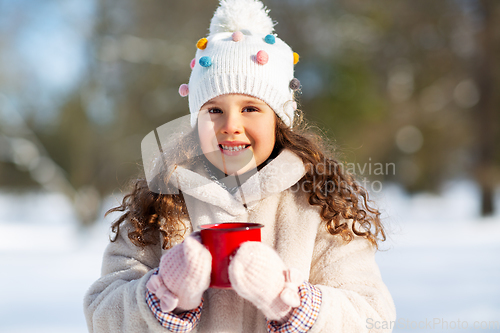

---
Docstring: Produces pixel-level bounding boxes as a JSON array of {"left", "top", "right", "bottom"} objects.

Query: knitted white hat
[{"left": 179, "top": 0, "right": 301, "bottom": 128}]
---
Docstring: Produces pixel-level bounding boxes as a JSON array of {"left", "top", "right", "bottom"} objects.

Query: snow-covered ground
[
  {"left": 0, "top": 193, "right": 114, "bottom": 333},
  {"left": 0, "top": 180, "right": 499, "bottom": 332},
  {"left": 373, "top": 181, "right": 500, "bottom": 332}
]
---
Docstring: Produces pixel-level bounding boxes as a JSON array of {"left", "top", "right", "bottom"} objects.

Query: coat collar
[{"left": 171, "top": 149, "right": 306, "bottom": 210}]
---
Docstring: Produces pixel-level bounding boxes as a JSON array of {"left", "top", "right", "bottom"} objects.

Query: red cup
[{"left": 199, "top": 222, "right": 264, "bottom": 289}]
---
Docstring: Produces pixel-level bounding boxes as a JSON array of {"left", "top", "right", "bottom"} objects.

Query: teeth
[{"left": 221, "top": 144, "right": 247, "bottom": 151}]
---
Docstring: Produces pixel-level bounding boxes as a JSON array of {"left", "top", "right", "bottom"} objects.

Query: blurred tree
[
  {"left": 474, "top": 0, "right": 500, "bottom": 216},
  {"left": 1, "top": 0, "right": 498, "bottom": 224},
  {"left": 270, "top": 0, "right": 499, "bottom": 215}
]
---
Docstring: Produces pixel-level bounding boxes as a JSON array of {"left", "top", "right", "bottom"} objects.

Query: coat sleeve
[
  {"left": 307, "top": 221, "right": 396, "bottom": 333},
  {"left": 83, "top": 220, "right": 198, "bottom": 333}
]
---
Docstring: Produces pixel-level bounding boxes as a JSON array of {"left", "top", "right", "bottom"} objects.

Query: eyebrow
[
  {"left": 241, "top": 99, "right": 265, "bottom": 105},
  {"left": 202, "top": 102, "right": 217, "bottom": 107},
  {"left": 202, "top": 99, "right": 266, "bottom": 108}
]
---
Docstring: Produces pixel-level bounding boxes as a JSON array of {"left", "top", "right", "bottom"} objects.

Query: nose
[{"left": 221, "top": 111, "right": 243, "bottom": 135}]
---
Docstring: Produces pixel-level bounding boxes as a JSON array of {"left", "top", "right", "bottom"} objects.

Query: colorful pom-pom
[
  {"left": 264, "top": 34, "right": 276, "bottom": 44},
  {"left": 289, "top": 78, "right": 301, "bottom": 91},
  {"left": 179, "top": 84, "right": 189, "bottom": 97},
  {"left": 199, "top": 56, "right": 212, "bottom": 67},
  {"left": 190, "top": 58, "right": 196, "bottom": 69},
  {"left": 232, "top": 31, "right": 244, "bottom": 42},
  {"left": 256, "top": 50, "right": 268, "bottom": 65},
  {"left": 196, "top": 38, "right": 208, "bottom": 50},
  {"left": 293, "top": 52, "right": 300, "bottom": 65}
]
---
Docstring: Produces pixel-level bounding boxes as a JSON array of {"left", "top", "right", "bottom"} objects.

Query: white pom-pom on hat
[
  {"left": 210, "top": 0, "right": 275, "bottom": 35},
  {"left": 188, "top": 0, "right": 297, "bottom": 128}
]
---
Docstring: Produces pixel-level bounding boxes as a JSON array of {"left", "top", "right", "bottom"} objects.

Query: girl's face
[{"left": 197, "top": 94, "right": 276, "bottom": 175}]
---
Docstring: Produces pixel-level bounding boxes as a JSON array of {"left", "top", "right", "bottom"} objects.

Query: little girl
[{"left": 84, "top": 0, "right": 396, "bottom": 332}]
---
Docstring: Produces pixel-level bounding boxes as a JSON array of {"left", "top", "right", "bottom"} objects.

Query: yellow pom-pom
[
  {"left": 196, "top": 38, "right": 208, "bottom": 50},
  {"left": 293, "top": 52, "right": 300, "bottom": 65}
]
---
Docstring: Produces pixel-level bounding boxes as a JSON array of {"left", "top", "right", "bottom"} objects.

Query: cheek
[
  {"left": 266, "top": 130, "right": 276, "bottom": 151},
  {"left": 197, "top": 112, "right": 216, "bottom": 139},
  {"left": 260, "top": 121, "right": 276, "bottom": 152},
  {"left": 197, "top": 125, "right": 215, "bottom": 153}
]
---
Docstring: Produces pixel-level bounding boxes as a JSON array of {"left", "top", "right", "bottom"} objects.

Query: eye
[
  {"left": 208, "top": 108, "right": 222, "bottom": 114},
  {"left": 242, "top": 106, "right": 259, "bottom": 112}
]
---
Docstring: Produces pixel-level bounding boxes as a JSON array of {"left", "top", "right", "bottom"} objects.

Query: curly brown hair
[{"left": 107, "top": 111, "right": 386, "bottom": 250}]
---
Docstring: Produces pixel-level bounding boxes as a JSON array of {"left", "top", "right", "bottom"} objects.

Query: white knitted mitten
[
  {"left": 146, "top": 234, "right": 212, "bottom": 312},
  {"left": 228, "top": 242, "right": 304, "bottom": 323}
]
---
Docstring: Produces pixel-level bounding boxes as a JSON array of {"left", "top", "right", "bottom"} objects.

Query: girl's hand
[
  {"left": 146, "top": 233, "right": 212, "bottom": 312},
  {"left": 228, "top": 242, "right": 304, "bottom": 323}
]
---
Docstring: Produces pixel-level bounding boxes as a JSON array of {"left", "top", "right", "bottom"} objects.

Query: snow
[
  {"left": 0, "top": 180, "right": 499, "bottom": 332},
  {"left": 0, "top": 193, "right": 114, "bottom": 333},
  {"left": 373, "top": 181, "right": 500, "bottom": 332}
]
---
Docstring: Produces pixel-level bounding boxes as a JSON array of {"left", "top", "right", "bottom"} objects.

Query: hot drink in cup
[{"left": 199, "top": 222, "right": 264, "bottom": 289}]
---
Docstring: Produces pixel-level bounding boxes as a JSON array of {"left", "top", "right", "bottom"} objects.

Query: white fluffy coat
[{"left": 84, "top": 149, "right": 396, "bottom": 332}]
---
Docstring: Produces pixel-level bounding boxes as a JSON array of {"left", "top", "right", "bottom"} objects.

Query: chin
[
  {"left": 219, "top": 150, "right": 257, "bottom": 174},
  {"left": 221, "top": 162, "right": 256, "bottom": 175}
]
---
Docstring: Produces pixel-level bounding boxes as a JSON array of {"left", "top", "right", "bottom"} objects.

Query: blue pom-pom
[
  {"left": 264, "top": 34, "right": 276, "bottom": 44},
  {"left": 199, "top": 56, "right": 212, "bottom": 67}
]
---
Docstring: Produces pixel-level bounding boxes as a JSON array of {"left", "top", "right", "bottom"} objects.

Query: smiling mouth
[{"left": 219, "top": 144, "right": 251, "bottom": 152}]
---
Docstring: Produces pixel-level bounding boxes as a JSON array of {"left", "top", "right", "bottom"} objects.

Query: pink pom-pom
[
  {"left": 279, "top": 268, "right": 303, "bottom": 307},
  {"left": 146, "top": 275, "right": 179, "bottom": 312},
  {"left": 280, "top": 286, "right": 301, "bottom": 307},
  {"left": 179, "top": 84, "right": 189, "bottom": 97},
  {"left": 292, "top": 101, "right": 297, "bottom": 110},
  {"left": 232, "top": 31, "right": 244, "bottom": 42},
  {"left": 256, "top": 50, "right": 268, "bottom": 65},
  {"left": 190, "top": 58, "right": 196, "bottom": 69}
]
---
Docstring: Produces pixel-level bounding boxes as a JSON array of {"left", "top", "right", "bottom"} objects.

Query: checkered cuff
[
  {"left": 145, "top": 269, "right": 203, "bottom": 332},
  {"left": 267, "top": 282, "right": 322, "bottom": 333}
]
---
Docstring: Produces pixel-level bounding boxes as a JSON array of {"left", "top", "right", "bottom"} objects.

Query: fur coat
[{"left": 84, "top": 149, "right": 396, "bottom": 332}]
